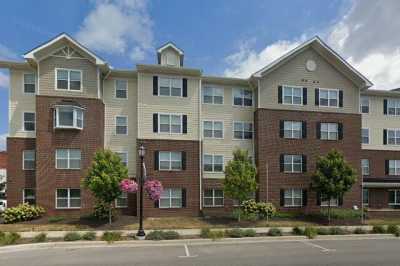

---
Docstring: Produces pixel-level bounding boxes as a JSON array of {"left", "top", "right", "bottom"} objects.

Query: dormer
[{"left": 157, "top": 42, "right": 184, "bottom": 67}]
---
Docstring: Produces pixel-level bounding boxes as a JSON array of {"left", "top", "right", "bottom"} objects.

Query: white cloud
[
  {"left": 76, "top": 0, "right": 153, "bottom": 62},
  {"left": 0, "top": 43, "right": 18, "bottom": 61},
  {"left": 0, "top": 133, "right": 7, "bottom": 151},
  {"left": 0, "top": 71, "right": 9, "bottom": 90}
]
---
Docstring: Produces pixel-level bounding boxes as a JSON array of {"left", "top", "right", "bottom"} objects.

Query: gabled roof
[
  {"left": 252, "top": 36, "right": 373, "bottom": 89},
  {"left": 24, "top": 33, "right": 107, "bottom": 65},
  {"left": 157, "top": 42, "right": 184, "bottom": 55}
]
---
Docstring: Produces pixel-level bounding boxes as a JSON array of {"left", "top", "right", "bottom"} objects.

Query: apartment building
[{"left": 1, "top": 33, "right": 398, "bottom": 217}]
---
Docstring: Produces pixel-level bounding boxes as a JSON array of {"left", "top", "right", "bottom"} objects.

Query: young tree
[
  {"left": 83, "top": 150, "right": 128, "bottom": 224},
  {"left": 224, "top": 149, "right": 258, "bottom": 221},
  {"left": 310, "top": 149, "right": 357, "bottom": 224}
]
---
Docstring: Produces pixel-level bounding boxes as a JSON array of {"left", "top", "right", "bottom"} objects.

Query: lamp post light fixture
[{"left": 137, "top": 144, "right": 146, "bottom": 239}]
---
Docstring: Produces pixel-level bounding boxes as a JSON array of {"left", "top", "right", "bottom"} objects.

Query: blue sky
[{"left": 0, "top": 0, "right": 399, "bottom": 150}]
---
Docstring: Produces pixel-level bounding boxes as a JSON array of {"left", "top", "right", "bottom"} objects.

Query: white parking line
[
  {"left": 178, "top": 244, "right": 198, "bottom": 258},
  {"left": 300, "top": 241, "right": 335, "bottom": 253}
]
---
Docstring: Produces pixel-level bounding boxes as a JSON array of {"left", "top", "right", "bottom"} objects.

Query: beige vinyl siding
[
  {"left": 9, "top": 69, "right": 36, "bottom": 138},
  {"left": 137, "top": 72, "right": 200, "bottom": 140},
  {"left": 259, "top": 47, "right": 360, "bottom": 114},
  {"left": 38, "top": 56, "right": 98, "bottom": 98},
  {"left": 103, "top": 76, "right": 138, "bottom": 176},
  {"left": 160, "top": 47, "right": 180, "bottom": 67},
  {"left": 202, "top": 84, "right": 255, "bottom": 179}
]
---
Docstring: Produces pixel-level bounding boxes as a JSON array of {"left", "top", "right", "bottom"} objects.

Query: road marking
[
  {"left": 300, "top": 241, "right": 335, "bottom": 253},
  {"left": 178, "top": 244, "right": 198, "bottom": 258}
]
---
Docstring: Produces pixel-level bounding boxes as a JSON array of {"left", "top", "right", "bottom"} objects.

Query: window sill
[
  {"left": 55, "top": 207, "right": 81, "bottom": 210},
  {"left": 158, "top": 169, "right": 183, "bottom": 172},
  {"left": 54, "top": 126, "right": 83, "bottom": 131},
  {"left": 203, "top": 206, "right": 224, "bottom": 208}
]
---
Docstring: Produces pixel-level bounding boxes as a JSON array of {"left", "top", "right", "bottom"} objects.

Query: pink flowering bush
[
  {"left": 120, "top": 179, "right": 138, "bottom": 193},
  {"left": 144, "top": 179, "right": 163, "bottom": 201}
]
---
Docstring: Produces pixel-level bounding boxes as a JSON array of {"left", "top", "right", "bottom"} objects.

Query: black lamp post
[{"left": 137, "top": 144, "right": 146, "bottom": 239}]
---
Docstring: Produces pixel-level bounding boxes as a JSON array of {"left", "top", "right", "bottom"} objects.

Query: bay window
[{"left": 55, "top": 106, "right": 84, "bottom": 129}]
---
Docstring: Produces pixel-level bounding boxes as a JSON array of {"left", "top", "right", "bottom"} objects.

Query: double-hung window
[
  {"left": 56, "top": 69, "right": 82, "bottom": 91},
  {"left": 233, "top": 122, "right": 253, "bottom": 139},
  {"left": 55, "top": 106, "right": 84, "bottom": 129},
  {"left": 320, "top": 194, "right": 338, "bottom": 207},
  {"left": 389, "top": 190, "right": 400, "bottom": 207},
  {"left": 363, "top": 188, "right": 369, "bottom": 206},
  {"left": 203, "top": 189, "right": 224, "bottom": 207},
  {"left": 387, "top": 99, "right": 400, "bottom": 116},
  {"left": 387, "top": 129, "right": 400, "bottom": 145},
  {"left": 362, "top": 128, "right": 369, "bottom": 144},
  {"left": 360, "top": 96, "right": 369, "bottom": 113},
  {"left": 202, "top": 87, "right": 223, "bottom": 104},
  {"left": 23, "top": 150, "right": 35, "bottom": 170},
  {"left": 283, "top": 121, "right": 302, "bottom": 139},
  {"left": 284, "top": 189, "right": 302, "bottom": 207},
  {"left": 159, "top": 151, "right": 182, "bottom": 171},
  {"left": 283, "top": 86, "right": 302, "bottom": 105},
  {"left": 56, "top": 188, "right": 81, "bottom": 209},
  {"left": 56, "top": 149, "right": 81, "bottom": 169},
  {"left": 116, "top": 152, "right": 128, "bottom": 167},
  {"left": 159, "top": 188, "right": 182, "bottom": 208},
  {"left": 389, "top": 160, "right": 400, "bottom": 175},
  {"left": 283, "top": 155, "right": 302, "bottom": 173},
  {"left": 116, "top": 116, "right": 128, "bottom": 135},
  {"left": 319, "top": 89, "right": 338, "bottom": 107},
  {"left": 23, "top": 189, "right": 36, "bottom": 205},
  {"left": 321, "top": 123, "right": 338, "bottom": 140},
  {"left": 159, "top": 114, "right": 182, "bottom": 134},
  {"left": 23, "top": 112, "right": 35, "bottom": 131},
  {"left": 115, "top": 192, "right": 128, "bottom": 208},
  {"left": 203, "top": 155, "right": 223, "bottom": 172},
  {"left": 159, "top": 77, "right": 182, "bottom": 97},
  {"left": 233, "top": 88, "right": 252, "bottom": 107},
  {"left": 203, "top": 121, "right": 223, "bottom": 138},
  {"left": 361, "top": 159, "right": 370, "bottom": 176},
  {"left": 23, "top": 73, "right": 36, "bottom": 94},
  {"left": 115, "top": 80, "right": 127, "bottom": 99}
]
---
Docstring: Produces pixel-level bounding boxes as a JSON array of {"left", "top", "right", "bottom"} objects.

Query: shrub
[
  {"left": 200, "top": 228, "right": 211, "bottom": 238},
  {"left": 329, "top": 227, "right": 349, "bottom": 235},
  {"left": 267, "top": 228, "right": 282, "bottom": 236},
  {"left": 32, "top": 233, "right": 47, "bottom": 243},
  {"left": 102, "top": 231, "right": 122, "bottom": 243},
  {"left": 395, "top": 231, "right": 400, "bottom": 237},
  {"left": 0, "top": 231, "right": 5, "bottom": 239},
  {"left": 208, "top": 230, "right": 225, "bottom": 240},
  {"left": 162, "top": 231, "right": 180, "bottom": 240},
  {"left": 292, "top": 226, "right": 304, "bottom": 235},
  {"left": 64, "top": 232, "right": 82, "bottom": 241},
  {"left": 241, "top": 200, "right": 276, "bottom": 220},
  {"left": 145, "top": 230, "right": 180, "bottom": 240},
  {"left": 387, "top": 225, "right": 400, "bottom": 235},
  {"left": 353, "top": 227, "right": 367, "bottom": 234},
  {"left": 0, "top": 232, "right": 20, "bottom": 245},
  {"left": 319, "top": 208, "right": 362, "bottom": 220},
  {"left": 372, "top": 225, "right": 386, "bottom": 234},
  {"left": 243, "top": 229, "right": 257, "bottom": 237},
  {"left": 274, "top": 211, "right": 301, "bottom": 219},
  {"left": 225, "top": 229, "right": 244, "bottom": 238},
  {"left": 82, "top": 232, "right": 96, "bottom": 241},
  {"left": 304, "top": 227, "right": 318, "bottom": 239},
  {"left": 1, "top": 203, "right": 45, "bottom": 224},
  {"left": 48, "top": 216, "right": 65, "bottom": 223},
  {"left": 92, "top": 201, "right": 115, "bottom": 221},
  {"left": 316, "top": 227, "right": 331, "bottom": 235}
]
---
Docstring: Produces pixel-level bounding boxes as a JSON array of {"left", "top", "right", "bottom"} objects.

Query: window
[
  {"left": 203, "top": 155, "right": 223, "bottom": 172},
  {"left": 319, "top": 89, "right": 338, "bottom": 107},
  {"left": 283, "top": 86, "right": 302, "bottom": 105},
  {"left": 56, "top": 149, "right": 81, "bottom": 169},
  {"left": 387, "top": 129, "right": 400, "bottom": 145},
  {"left": 23, "top": 112, "right": 35, "bottom": 131},
  {"left": 116, "top": 152, "right": 128, "bottom": 167},
  {"left": 361, "top": 159, "right": 370, "bottom": 176},
  {"left": 363, "top": 188, "right": 369, "bottom": 206},
  {"left": 23, "top": 73, "right": 35, "bottom": 94},
  {"left": 362, "top": 128, "right": 369, "bottom": 144},
  {"left": 283, "top": 121, "right": 302, "bottom": 139},
  {"left": 360, "top": 96, "right": 369, "bottom": 113},
  {"left": 284, "top": 189, "right": 303, "bottom": 207},
  {"left": 203, "top": 121, "right": 223, "bottom": 138},
  {"left": 55, "top": 106, "right": 84, "bottom": 129},
  {"left": 116, "top": 116, "right": 128, "bottom": 135},
  {"left": 56, "top": 188, "right": 81, "bottom": 209},
  {"left": 233, "top": 88, "right": 252, "bottom": 107},
  {"left": 23, "top": 150, "right": 35, "bottom": 170},
  {"left": 389, "top": 190, "right": 400, "bottom": 207},
  {"left": 115, "top": 192, "right": 128, "bottom": 208},
  {"left": 283, "top": 155, "right": 302, "bottom": 173},
  {"left": 202, "top": 87, "right": 223, "bottom": 104},
  {"left": 321, "top": 195, "right": 338, "bottom": 207},
  {"left": 387, "top": 99, "right": 400, "bottom": 115},
  {"left": 115, "top": 80, "right": 127, "bottom": 99},
  {"left": 159, "top": 77, "right": 182, "bottom": 97},
  {"left": 203, "top": 189, "right": 224, "bottom": 207},
  {"left": 159, "top": 188, "right": 182, "bottom": 208},
  {"left": 159, "top": 114, "right": 182, "bottom": 134},
  {"left": 389, "top": 160, "right": 400, "bottom": 175},
  {"left": 159, "top": 151, "right": 182, "bottom": 171},
  {"left": 56, "top": 69, "right": 82, "bottom": 91},
  {"left": 233, "top": 122, "right": 253, "bottom": 139},
  {"left": 23, "top": 189, "right": 36, "bottom": 205},
  {"left": 321, "top": 123, "right": 338, "bottom": 140}
]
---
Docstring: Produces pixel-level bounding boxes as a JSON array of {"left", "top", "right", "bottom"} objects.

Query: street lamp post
[{"left": 137, "top": 144, "right": 146, "bottom": 239}]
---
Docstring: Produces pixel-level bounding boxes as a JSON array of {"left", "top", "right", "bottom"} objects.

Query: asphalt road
[{"left": 1, "top": 238, "right": 400, "bottom": 266}]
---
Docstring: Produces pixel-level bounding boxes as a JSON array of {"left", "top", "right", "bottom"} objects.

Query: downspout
[{"left": 198, "top": 77, "right": 203, "bottom": 212}]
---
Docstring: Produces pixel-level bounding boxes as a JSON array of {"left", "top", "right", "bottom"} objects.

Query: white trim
[
  {"left": 282, "top": 120, "right": 303, "bottom": 139},
  {"left": 97, "top": 67, "right": 100, "bottom": 99},
  {"left": 232, "top": 88, "right": 253, "bottom": 108},
  {"left": 388, "top": 160, "right": 400, "bottom": 176},
  {"left": 158, "top": 188, "right": 183, "bottom": 209},
  {"left": 361, "top": 128, "right": 370, "bottom": 144},
  {"left": 114, "top": 79, "right": 128, "bottom": 99},
  {"left": 114, "top": 151, "right": 129, "bottom": 168},
  {"left": 22, "top": 188, "right": 36, "bottom": 204},
  {"left": 115, "top": 115, "right": 128, "bottom": 135},
  {"left": 360, "top": 95, "right": 369, "bottom": 114},
  {"left": 203, "top": 154, "right": 224, "bottom": 173},
  {"left": 203, "top": 188, "right": 224, "bottom": 207},
  {"left": 22, "top": 150, "right": 35, "bottom": 170},
  {"left": 201, "top": 86, "right": 224, "bottom": 105},
  {"left": 283, "top": 188, "right": 303, "bottom": 207},
  {"left": 115, "top": 191, "right": 128, "bottom": 208},
  {"left": 157, "top": 113, "right": 184, "bottom": 135},
  {"left": 55, "top": 149, "right": 81, "bottom": 170},
  {"left": 386, "top": 98, "right": 400, "bottom": 116},
  {"left": 281, "top": 85, "right": 304, "bottom": 106},
  {"left": 320, "top": 122, "right": 339, "bottom": 141},
  {"left": 389, "top": 189, "right": 400, "bottom": 206},
  {"left": 158, "top": 76, "right": 183, "bottom": 98},
  {"left": 364, "top": 182, "right": 400, "bottom": 188},
  {"left": 54, "top": 68, "right": 83, "bottom": 92},
  {"left": 283, "top": 154, "right": 303, "bottom": 173},
  {"left": 54, "top": 106, "right": 84, "bottom": 130},
  {"left": 157, "top": 43, "right": 184, "bottom": 55},
  {"left": 361, "top": 159, "right": 370, "bottom": 176},
  {"left": 158, "top": 151, "right": 183, "bottom": 171},
  {"left": 232, "top": 121, "right": 253, "bottom": 140},
  {"left": 318, "top": 88, "right": 340, "bottom": 108},
  {"left": 22, "top": 111, "right": 36, "bottom": 132},
  {"left": 55, "top": 188, "right": 81, "bottom": 209},
  {"left": 37, "top": 64, "right": 40, "bottom": 95},
  {"left": 22, "top": 72, "right": 36, "bottom": 95},
  {"left": 202, "top": 120, "right": 224, "bottom": 139},
  {"left": 386, "top": 128, "right": 400, "bottom": 145}
]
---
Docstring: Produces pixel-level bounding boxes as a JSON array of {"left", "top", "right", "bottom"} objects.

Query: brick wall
[{"left": 0, "top": 151, "right": 7, "bottom": 168}]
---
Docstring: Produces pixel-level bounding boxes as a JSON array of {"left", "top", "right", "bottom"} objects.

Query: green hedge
[{"left": 1, "top": 203, "right": 45, "bottom": 224}]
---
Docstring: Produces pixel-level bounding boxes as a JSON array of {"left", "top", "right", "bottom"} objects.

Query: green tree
[
  {"left": 310, "top": 149, "right": 357, "bottom": 224},
  {"left": 83, "top": 150, "right": 128, "bottom": 224},
  {"left": 224, "top": 149, "right": 258, "bottom": 221}
]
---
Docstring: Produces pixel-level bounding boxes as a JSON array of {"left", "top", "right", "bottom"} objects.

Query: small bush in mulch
[
  {"left": 267, "top": 228, "right": 282, "bottom": 236},
  {"left": 145, "top": 230, "right": 180, "bottom": 241},
  {"left": 372, "top": 225, "right": 386, "bottom": 234},
  {"left": 292, "top": 226, "right": 304, "bottom": 235},
  {"left": 304, "top": 227, "right": 318, "bottom": 239},
  {"left": 316, "top": 227, "right": 331, "bottom": 235},
  {"left": 64, "top": 232, "right": 82, "bottom": 241},
  {"left": 329, "top": 227, "right": 350, "bottom": 235},
  {"left": 387, "top": 225, "right": 400, "bottom": 236},
  {"left": 32, "top": 233, "right": 47, "bottom": 243},
  {"left": 353, "top": 227, "right": 368, "bottom": 234},
  {"left": 81, "top": 232, "right": 96, "bottom": 241},
  {"left": 225, "top": 229, "right": 245, "bottom": 238},
  {"left": 200, "top": 228, "right": 211, "bottom": 238},
  {"left": 101, "top": 231, "right": 122, "bottom": 243},
  {"left": 243, "top": 229, "right": 257, "bottom": 237},
  {"left": 208, "top": 230, "right": 225, "bottom": 240},
  {"left": 0, "top": 232, "right": 21, "bottom": 245}
]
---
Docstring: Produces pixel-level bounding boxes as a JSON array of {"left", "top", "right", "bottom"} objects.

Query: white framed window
[
  {"left": 115, "top": 192, "right": 128, "bottom": 208},
  {"left": 387, "top": 129, "right": 400, "bottom": 145},
  {"left": 116, "top": 152, "right": 128, "bottom": 167},
  {"left": 360, "top": 96, "right": 369, "bottom": 114},
  {"left": 159, "top": 114, "right": 182, "bottom": 134},
  {"left": 321, "top": 123, "right": 338, "bottom": 140},
  {"left": 389, "top": 190, "right": 400, "bottom": 206},
  {"left": 283, "top": 86, "right": 302, "bottom": 105},
  {"left": 159, "top": 188, "right": 182, "bottom": 208},
  {"left": 233, "top": 121, "right": 253, "bottom": 139},
  {"left": 233, "top": 88, "right": 252, "bottom": 107},
  {"left": 203, "top": 121, "right": 223, "bottom": 138},
  {"left": 284, "top": 121, "right": 302, "bottom": 139},
  {"left": 389, "top": 160, "right": 400, "bottom": 175},
  {"left": 55, "top": 69, "right": 82, "bottom": 91},
  {"left": 23, "top": 150, "right": 35, "bottom": 170},
  {"left": 362, "top": 128, "right": 369, "bottom": 144},
  {"left": 321, "top": 195, "right": 338, "bottom": 207},
  {"left": 284, "top": 188, "right": 303, "bottom": 207},
  {"left": 203, "top": 154, "right": 224, "bottom": 172},
  {"left": 202, "top": 87, "right": 223, "bottom": 104},
  {"left": 203, "top": 189, "right": 224, "bottom": 207},
  {"left": 363, "top": 188, "right": 369, "bottom": 206},
  {"left": 56, "top": 188, "right": 81, "bottom": 209},
  {"left": 159, "top": 151, "right": 182, "bottom": 171},
  {"left": 387, "top": 99, "right": 400, "bottom": 116},
  {"left": 23, "top": 188, "right": 36, "bottom": 205},
  {"left": 159, "top": 77, "right": 182, "bottom": 97},
  {"left": 361, "top": 159, "right": 370, "bottom": 176},
  {"left": 116, "top": 116, "right": 128, "bottom": 135},
  {"left": 55, "top": 106, "right": 84, "bottom": 129},
  {"left": 283, "top": 155, "right": 302, "bottom": 173},
  {"left": 23, "top": 73, "right": 36, "bottom": 94},
  {"left": 115, "top": 80, "right": 128, "bottom": 99},
  {"left": 56, "top": 149, "right": 81, "bottom": 169},
  {"left": 319, "top": 88, "right": 339, "bottom": 107},
  {"left": 23, "top": 112, "right": 35, "bottom": 131}
]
